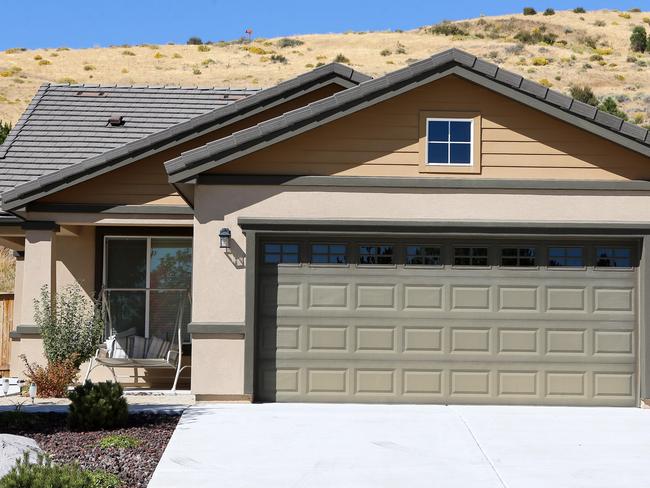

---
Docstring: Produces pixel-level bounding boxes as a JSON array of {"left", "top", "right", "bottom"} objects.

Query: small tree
[
  {"left": 543, "top": 8, "right": 555, "bottom": 15},
  {"left": 599, "top": 97, "right": 628, "bottom": 120},
  {"left": 0, "top": 120, "right": 11, "bottom": 145},
  {"left": 186, "top": 36, "right": 203, "bottom": 45},
  {"left": 629, "top": 26, "right": 647, "bottom": 52},
  {"left": 569, "top": 85, "right": 598, "bottom": 106},
  {"left": 523, "top": 7, "right": 537, "bottom": 15},
  {"left": 34, "top": 284, "right": 104, "bottom": 368}
]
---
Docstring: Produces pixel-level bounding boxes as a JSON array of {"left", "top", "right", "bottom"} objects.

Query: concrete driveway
[{"left": 148, "top": 403, "right": 650, "bottom": 488}]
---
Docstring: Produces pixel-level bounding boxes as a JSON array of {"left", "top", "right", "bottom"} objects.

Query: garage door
[{"left": 256, "top": 238, "right": 638, "bottom": 405}]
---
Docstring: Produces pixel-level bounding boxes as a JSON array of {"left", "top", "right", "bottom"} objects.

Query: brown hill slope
[{"left": 1, "top": 8, "right": 649, "bottom": 126}]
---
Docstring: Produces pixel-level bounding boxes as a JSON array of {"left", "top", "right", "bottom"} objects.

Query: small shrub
[
  {"left": 427, "top": 21, "right": 468, "bottom": 36},
  {"left": 570, "top": 85, "right": 598, "bottom": 106},
  {"left": 68, "top": 381, "right": 128, "bottom": 431},
  {"left": 594, "top": 47, "right": 613, "bottom": 55},
  {"left": 589, "top": 54, "right": 603, "bottom": 61},
  {"left": 573, "top": 7, "right": 586, "bottom": 13},
  {"left": 0, "top": 453, "right": 119, "bottom": 488},
  {"left": 543, "top": 8, "right": 555, "bottom": 15},
  {"left": 0, "top": 121, "right": 11, "bottom": 145},
  {"left": 539, "top": 78, "right": 553, "bottom": 87},
  {"left": 578, "top": 35, "right": 598, "bottom": 49},
  {"left": 276, "top": 37, "right": 304, "bottom": 48},
  {"left": 599, "top": 97, "right": 628, "bottom": 120},
  {"left": 187, "top": 36, "right": 203, "bottom": 45},
  {"left": 333, "top": 53, "right": 350, "bottom": 63},
  {"left": 34, "top": 285, "right": 103, "bottom": 368},
  {"left": 4, "top": 47, "right": 26, "bottom": 54},
  {"left": 627, "top": 55, "right": 637, "bottom": 62},
  {"left": 629, "top": 8, "right": 641, "bottom": 13},
  {"left": 380, "top": 48, "right": 392, "bottom": 56},
  {"left": 153, "top": 52, "right": 165, "bottom": 59},
  {"left": 56, "top": 46, "right": 70, "bottom": 51},
  {"left": 0, "top": 66, "right": 22, "bottom": 77},
  {"left": 643, "top": 17, "right": 650, "bottom": 25},
  {"left": 99, "top": 434, "right": 140, "bottom": 449},
  {"left": 395, "top": 42, "right": 407, "bottom": 54},
  {"left": 532, "top": 56, "right": 549, "bottom": 66},
  {"left": 121, "top": 50, "right": 135, "bottom": 56},
  {"left": 192, "top": 67, "right": 201, "bottom": 75},
  {"left": 57, "top": 77, "right": 77, "bottom": 84},
  {"left": 630, "top": 26, "right": 647, "bottom": 52},
  {"left": 514, "top": 27, "right": 557, "bottom": 45},
  {"left": 243, "top": 45, "right": 271, "bottom": 55},
  {"left": 305, "top": 63, "right": 314, "bottom": 68},
  {"left": 172, "top": 53, "right": 182, "bottom": 58},
  {"left": 594, "top": 20, "right": 606, "bottom": 27},
  {"left": 201, "top": 58, "right": 215, "bottom": 66},
  {"left": 121, "top": 68, "right": 128, "bottom": 73},
  {"left": 582, "top": 63, "right": 592, "bottom": 69},
  {"left": 619, "top": 12, "right": 631, "bottom": 19},
  {"left": 315, "top": 62, "right": 325, "bottom": 67},
  {"left": 83, "top": 64, "right": 96, "bottom": 71},
  {"left": 33, "top": 55, "right": 42, "bottom": 60},
  {"left": 270, "top": 54, "right": 288, "bottom": 64},
  {"left": 197, "top": 44, "right": 210, "bottom": 52},
  {"left": 523, "top": 7, "right": 537, "bottom": 15},
  {"left": 614, "top": 74, "right": 625, "bottom": 81},
  {"left": 20, "top": 354, "right": 78, "bottom": 398},
  {"left": 632, "top": 113, "right": 645, "bottom": 124}
]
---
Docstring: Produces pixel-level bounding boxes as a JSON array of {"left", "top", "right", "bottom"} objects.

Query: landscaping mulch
[{"left": 0, "top": 411, "right": 180, "bottom": 488}]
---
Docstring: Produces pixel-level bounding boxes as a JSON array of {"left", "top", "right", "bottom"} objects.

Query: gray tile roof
[
  {"left": 0, "top": 83, "right": 260, "bottom": 195},
  {"left": 165, "top": 48, "right": 650, "bottom": 183},
  {"left": 0, "top": 63, "right": 369, "bottom": 210}
]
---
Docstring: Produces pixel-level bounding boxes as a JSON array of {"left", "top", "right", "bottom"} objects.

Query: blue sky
[{"left": 0, "top": 1, "right": 644, "bottom": 50}]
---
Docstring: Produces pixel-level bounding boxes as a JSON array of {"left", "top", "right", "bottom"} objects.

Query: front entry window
[{"left": 104, "top": 237, "right": 192, "bottom": 340}]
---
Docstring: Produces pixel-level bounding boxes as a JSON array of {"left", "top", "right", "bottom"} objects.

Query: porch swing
[{"left": 83, "top": 288, "right": 191, "bottom": 393}]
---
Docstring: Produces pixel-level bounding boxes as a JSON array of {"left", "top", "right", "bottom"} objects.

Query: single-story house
[{"left": 1, "top": 48, "right": 649, "bottom": 406}]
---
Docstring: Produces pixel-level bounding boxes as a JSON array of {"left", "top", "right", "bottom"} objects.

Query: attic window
[{"left": 108, "top": 115, "right": 125, "bottom": 126}]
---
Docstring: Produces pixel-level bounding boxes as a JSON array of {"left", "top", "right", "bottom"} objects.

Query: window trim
[
  {"left": 452, "top": 245, "right": 490, "bottom": 268},
  {"left": 425, "top": 118, "right": 474, "bottom": 166},
  {"left": 262, "top": 242, "right": 301, "bottom": 265},
  {"left": 419, "top": 111, "right": 482, "bottom": 174},
  {"left": 310, "top": 242, "right": 348, "bottom": 266},
  {"left": 547, "top": 245, "right": 586, "bottom": 269},
  {"left": 102, "top": 235, "right": 193, "bottom": 339},
  {"left": 358, "top": 244, "right": 396, "bottom": 267},
  {"left": 498, "top": 246, "right": 538, "bottom": 269},
  {"left": 405, "top": 244, "right": 443, "bottom": 267}
]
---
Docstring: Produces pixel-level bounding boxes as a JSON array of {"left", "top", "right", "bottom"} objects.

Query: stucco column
[{"left": 19, "top": 227, "right": 57, "bottom": 327}]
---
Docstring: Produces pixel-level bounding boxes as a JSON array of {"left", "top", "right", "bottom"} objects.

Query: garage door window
[
  {"left": 359, "top": 245, "right": 393, "bottom": 265},
  {"left": 501, "top": 247, "right": 536, "bottom": 267},
  {"left": 312, "top": 244, "right": 347, "bottom": 264},
  {"left": 264, "top": 243, "right": 299, "bottom": 264},
  {"left": 406, "top": 246, "right": 441, "bottom": 265},
  {"left": 454, "top": 247, "right": 488, "bottom": 266},
  {"left": 596, "top": 248, "right": 632, "bottom": 268},
  {"left": 548, "top": 247, "right": 583, "bottom": 267}
]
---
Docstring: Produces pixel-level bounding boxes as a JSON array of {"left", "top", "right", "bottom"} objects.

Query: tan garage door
[{"left": 256, "top": 238, "right": 638, "bottom": 405}]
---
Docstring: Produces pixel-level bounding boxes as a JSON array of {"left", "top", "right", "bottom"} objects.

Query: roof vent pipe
[{"left": 108, "top": 114, "right": 124, "bottom": 126}]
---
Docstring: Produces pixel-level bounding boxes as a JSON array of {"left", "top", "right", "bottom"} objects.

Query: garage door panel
[{"left": 256, "top": 239, "right": 637, "bottom": 406}]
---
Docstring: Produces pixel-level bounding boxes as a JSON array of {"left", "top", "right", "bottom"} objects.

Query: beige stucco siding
[
  {"left": 209, "top": 75, "right": 650, "bottom": 180},
  {"left": 190, "top": 183, "right": 650, "bottom": 396},
  {"left": 38, "top": 84, "right": 345, "bottom": 206}
]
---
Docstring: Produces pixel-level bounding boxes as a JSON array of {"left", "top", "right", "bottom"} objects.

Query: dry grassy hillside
[{"left": 1, "top": 8, "right": 650, "bottom": 126}]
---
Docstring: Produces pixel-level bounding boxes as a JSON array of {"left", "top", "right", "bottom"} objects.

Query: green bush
[
  {"left": 629, "top": 26, "right": 647, "bottom": 52},
  {"left": 270, "top": 54, "right": 288, "bottom": 64},
  {"left": 99, "top": 434, "right": 140, "bottom": 449},
  {"left": 333, "top": 53, "right": 350, "bottom": 63},
  {"left": 0, "top": 121, "right": 11, "bottom": 145},
  {"left": 543, "top": 8, "right": 555, "bottom": 15},
  {"left": 426, "top": 21, "right": 468, "bottom": 36},
  {"left": 0, "top": 453, "right": 119, "bottom": 488},
  {"left": 573, "top": 6, "right": 586, "bottom": 13},
  {"left": 569, "top": 85, "right": 598, "bottom": 106},
  {"left": 68, "top": 381, "right": 128, "bottom": 431},
  {"left": 276, "top": 37, "right": 304, "bottom": 48},
  {"left": 514, "top": 26, "right": 557, "bottom": 45},
  {"left": 523, "top": 7, "right": 537, "bottom": 15},
  {"left": 599, "top": 97, "right": 628, "bottom": 120},
  {"left": 187, "top": 36, "right": 203, "bottom": 45},
  {"left": 34, "top": 284, "right": 104, "bottom": 368}
]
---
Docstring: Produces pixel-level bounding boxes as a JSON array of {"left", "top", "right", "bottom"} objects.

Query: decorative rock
[{"left": 0, "top": 434, "right": 42, "bottom": 477}]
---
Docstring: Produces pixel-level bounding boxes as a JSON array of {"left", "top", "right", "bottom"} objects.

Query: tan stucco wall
[
  {"left": 56, "top": 226, "right": 96, "bottom": 298},
  {"left": 190, "top": 183, "right": 650, "bottom": 395},
  {"left": 191, "top": 334, "right": 245, "bottom": 396},
  {"left": 20, "top": 229, "right": 56, "bottom": 327}
]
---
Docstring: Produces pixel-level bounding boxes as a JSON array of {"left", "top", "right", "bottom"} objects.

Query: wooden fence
[{"left": 0, "top": 293, "right": 14, "bottom": 376}]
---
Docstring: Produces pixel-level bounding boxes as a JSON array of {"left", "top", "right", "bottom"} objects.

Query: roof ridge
[
  {"left": 46, "top": 82, "right": 263, "bottom": 91},
  {"left": 0, "top": 82, "right": 51, "bottom": 159}
]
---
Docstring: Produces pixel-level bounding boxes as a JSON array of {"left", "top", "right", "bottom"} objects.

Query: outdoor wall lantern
[{"left": 219, "top": 228, "right": 232, "bottom": 250}]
